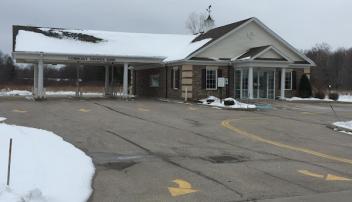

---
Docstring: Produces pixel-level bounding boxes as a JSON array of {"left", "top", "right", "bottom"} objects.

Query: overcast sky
[{"left": 1, "top": 0, "right": 351, "bottom": 54}]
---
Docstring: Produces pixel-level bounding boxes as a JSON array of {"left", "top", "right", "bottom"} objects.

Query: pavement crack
[{"left": 105, "top": 129, "right": 244, "bottom": 197}]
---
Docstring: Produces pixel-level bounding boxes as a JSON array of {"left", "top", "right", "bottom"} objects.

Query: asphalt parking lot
[{"left": 1, "top": 97, "right": 352, "bottom": 202}]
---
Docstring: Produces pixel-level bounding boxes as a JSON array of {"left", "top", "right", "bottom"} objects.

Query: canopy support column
[
  {"left": 37, "top": 58, "right": 44, "bottom": 100},
  {"left": 104, "top": 65, "right": 110, "bottom": 96},
  {"left": 123, "top": 63, "right": 128, "bottom": 98},
  {"left": 248, "top": 67, "right": 254, "bottom": 99},
  {"left": 280, "top": 68, "right": 286, "bottom": 99},
  {"left": 76, "top": 65, "right": 81, "bottom": 97},
  {"left": 33, "top": 64, "right": 38, "bottom": 97}
]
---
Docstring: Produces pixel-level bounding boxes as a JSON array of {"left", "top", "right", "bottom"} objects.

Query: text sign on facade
[
  {"left": 218, "top": 77, "right": 226, "bottom": 87},
  {"left": 67, "top": 56, "right": 117, "bottom": 63}
]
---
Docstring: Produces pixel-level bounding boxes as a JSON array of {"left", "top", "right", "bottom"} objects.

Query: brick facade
[
  {"left": 135, "top": 65, "right": 306, "bottom": 100},
  {"left": 135, "top": 68, "right": 166, "bottom": 98},
  {"left": 192, "top": 65, "right": 230, "bottom": 100}
]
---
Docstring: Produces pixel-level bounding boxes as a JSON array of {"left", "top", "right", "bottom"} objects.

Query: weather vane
[{"left": 206, "top": 5, "right": 212, "bottom": 16}]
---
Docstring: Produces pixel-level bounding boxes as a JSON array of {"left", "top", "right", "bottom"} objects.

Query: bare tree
[{"left": 185, "top": 12, "right": 207, "bottom": 34}]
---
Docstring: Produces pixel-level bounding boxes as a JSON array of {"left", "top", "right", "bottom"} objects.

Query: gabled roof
[
  {"left": 190, "top": 18, "right": 253, "bottom": 54},
  {"left": 237, "top": 46, "right": 271, "bottom": 60},
  {"left": 187, "top": 17, "right": 315, "bottom": 66}
]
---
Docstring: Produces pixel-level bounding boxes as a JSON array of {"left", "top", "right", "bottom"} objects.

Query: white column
[
  {"left": 123, "top": 63, "right": 128, "bottom": 97},
  {"left": 280, "top": 68, "right": 286, "bottom": 99},
  {"left": 33, "top": 64, "right": 38, "bottom": 97},
  {"left": 248, "top": 67, "right": 254, "bottom": 99},
  {"left": 38, "top": 59, "right": 44, "bottom": 99},
  {"left": 104, "top": 65, "right": 109, "bottom": 96},
  {"left": 129, "top": 66, "right": 134, "bottom": 96}
]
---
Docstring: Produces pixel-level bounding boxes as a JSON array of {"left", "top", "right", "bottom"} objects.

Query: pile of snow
[
  {"left": 333, "top": 120, "right": 352, "bottom": 131},
  {"left": 15, "top": 28, "right": 211, "bottom": 62},
  {"left": 0, "top": 90, "right": 104, "bottom": 97},
  {"left": 0, "top": 117, "right": 7, "bottom": 123},
  {"left": 338, "top": 94, "right": 352, "bottom": 103},
  {"left": 0, "top": 123, "right": 95, "bottom": 202},
  {"left": 284, "top": 97, "right": 333, "bottom": 102},
  {"left": 0, "top": 90, "right": 32, "bottom": 97},
  {"left": 199, "top": 96, "right": 256, "bottom": 109}
]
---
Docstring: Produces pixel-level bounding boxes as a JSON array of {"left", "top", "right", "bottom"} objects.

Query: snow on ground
[
  {"left": 333, "top": 120, "right": 352, "bottom": 131},
  {"left": 0, "top": 123, "right": 95, "bottom": 202},
  {"left": 0, "top": 90, "right": 103, "bottom": 97},
  {"left": 338, "top": 94, "right": 352, "bottom": 103},
  {"left": 285, "top": 97, "right": 333, "bottom": 102},
  {"left": 199, "top": 96, "right": 256, "bottom": 109},
  {"left": 0, "top": 118, "right": 6, "bottom": 122}
]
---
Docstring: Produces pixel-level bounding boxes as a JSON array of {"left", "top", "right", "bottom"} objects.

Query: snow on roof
[{"left": 14, "top": 26, "right": 211, "bottom": 62}]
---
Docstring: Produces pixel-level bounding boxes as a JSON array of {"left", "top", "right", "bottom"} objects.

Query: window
[
  {"left": 285, "top": 71, "right": 292, "bottom": 90},
  {"left": 150, "top": 74, "right": 160, "bottom": 87},
  {"left": 206, "top": 67, "right": 218, "bottom": 90},
  {"left": 171, "top": 67, "right": 180, "bottom": 89}
]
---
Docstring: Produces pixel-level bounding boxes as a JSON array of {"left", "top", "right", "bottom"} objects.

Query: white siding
[{"left": 197, "top": 21, "right": 303, "bottom": 61}]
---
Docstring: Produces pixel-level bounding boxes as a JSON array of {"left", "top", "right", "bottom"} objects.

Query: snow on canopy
[{"left": 14, "top": 26, "right": 212, "bottom": 62}]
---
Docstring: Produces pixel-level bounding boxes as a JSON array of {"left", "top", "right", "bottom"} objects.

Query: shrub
[
  {"left": 314, "top": 91, "right": 325, "bottom": 99},
  {"left": 329, "top": 92, "right": 339, "bottom": 101},
  {"left": 298, "top": 74, "right": 312, "bottom": 98}
]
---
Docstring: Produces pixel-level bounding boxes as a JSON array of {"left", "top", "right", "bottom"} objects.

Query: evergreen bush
[{"left": 298, "top": 74, "right": 312, "bottom": 98}]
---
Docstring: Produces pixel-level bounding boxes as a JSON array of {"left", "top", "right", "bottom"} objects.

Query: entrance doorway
[{"left": 235, "top": 69, "right": 275, "bottom": 99}]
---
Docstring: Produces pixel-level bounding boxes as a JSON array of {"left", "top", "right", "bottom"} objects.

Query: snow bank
[
  {"left": 0, "top": 124, "right": 95, "bottom": 202},
  {"left": 0, "top": 90, "right": 104, "bottom": 97},
  {"left": 333, "top": 120, "right": 352, "bottom": 131},
  {"left": 0, "top": 90, "right": 32, "bottom": 97},
  {"left": 199, "top": 96, "right": 256, "bottom": 109},
  {"left": 338, "top": 94, "right": 352, "bottom": 103},
  {"left": 284, "top": 97, "right": 333, "bottom": 102}
]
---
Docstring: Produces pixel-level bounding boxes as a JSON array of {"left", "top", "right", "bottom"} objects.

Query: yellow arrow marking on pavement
[
  {"left": 12, "top": 109, "right": 27, "bottom": 113},
  {"left": 298, "top": 170, "right": 324, "bottom": 178},
  {"left": 138, "top": 108, "right": 150, "bottom": 112},
  {"left": 222, "top": 119, "right": 352, "bottom": 166},
  {"left": 298, "top": 170, "right": 351, "bottom": 181},
  {"left": 79, "top": 108, "right": 91, "bottom": 112},
  {"left": 188, "top": 107, "right": 197, "bottom": 111},
  {"left": 326, "top": 174, "right": 352, "bottom": 181},
  {"left": 168, "top": 179, "right": 198, "bottom": 197}
]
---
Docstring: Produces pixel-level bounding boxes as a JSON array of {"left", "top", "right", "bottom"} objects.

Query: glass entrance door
[{"left": 235, "top": 69, "right": 275, "bottom": 99}]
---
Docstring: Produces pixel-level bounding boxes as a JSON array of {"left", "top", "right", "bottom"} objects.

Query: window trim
[
  {"left": 172, "top": 67, "right": 179, "bottom": 90},
  {"left": 206, "top": 66, "right": 218, "bottom": 90},
  {"left": 285, "top": 71, "right": 292, "bottom": 90}
]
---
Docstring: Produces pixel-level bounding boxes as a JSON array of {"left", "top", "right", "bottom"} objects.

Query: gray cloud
[{"left": 1, "top": 0, "right": 351, "bottom": 54}]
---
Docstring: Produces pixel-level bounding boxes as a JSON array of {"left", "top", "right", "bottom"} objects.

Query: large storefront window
[{"left": 234, "top": 68, "right": 275, "bottom": 99}]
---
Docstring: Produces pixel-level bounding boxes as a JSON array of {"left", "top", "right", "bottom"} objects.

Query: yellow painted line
[
  {"left": 298, "top": 170, "right": 324, "bottom": 178},
  {"left": 298, "top": 170, "right": 351, "bottom": 181},
  {"left": 138, "top": 108, "right": 150, "bottom": 112},
  {"left": 168, "top": 179, "right": 198, "bottom": 197},
  {"left": 12, "top": 109, "right": 27, "bottom": 113},
  {"left": 222, "top": 119, "right": 352, "bottom": 166},
  {"left": 79, "top": 108, "right": 91, "bottom": 112},
  {"left": 326, "top": 174, "right": 352, "bottom": 181},
  {"left": 301, "top": 112, "right": 315, "bottom": 115}
]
